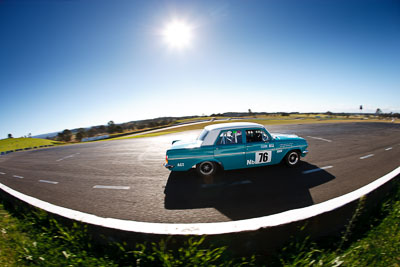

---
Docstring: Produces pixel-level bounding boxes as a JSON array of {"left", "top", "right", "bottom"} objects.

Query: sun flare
[{"left": 162, "top": 20, "right": 193, "bottom": 49}]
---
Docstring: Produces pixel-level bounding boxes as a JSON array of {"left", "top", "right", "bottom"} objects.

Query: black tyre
[
  {"left": 285, "top": 150, "right": 300, "bottom": 167},
  {"left": 196, "top": 161, "right": 217, "bottom": 177}
]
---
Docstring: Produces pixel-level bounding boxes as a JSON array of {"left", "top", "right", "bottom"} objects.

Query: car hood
[
  {"left": 170, "top": 139, "right": 203, "bottom": 149},
  {"left": 271, "top": 133, "right": 304, "bottom": 141}
]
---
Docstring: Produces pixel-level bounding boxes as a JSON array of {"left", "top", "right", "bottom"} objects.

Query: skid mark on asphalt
[
  {"left": 307, "top": 136, "right": 332, "bottom": 142},
  {"left": 39, "top": 180, "right": 59, "bottom": 185},
  {"left": 230, "top": 180, "right": 252, "bottom": 186},
  {"left": 360, "top": 154, "right": 374, "bottom": 160},
  {"left": 201, "top": 180, "right": 252, "bottom": 189},
  {"left": 56, "top": 153, "right": 80, "bottom": 162},
  {"left": 302, "top": 166, "right": 333, "bottom": 174},
  {"left": 137, "top": 148, "right": 164, "bottom": 167},
  {"left": 93, "top": 185, "right": 130, "bottom": 190},
  {"left": 13, "top": 175, "right": 24, "bottom": 179}
]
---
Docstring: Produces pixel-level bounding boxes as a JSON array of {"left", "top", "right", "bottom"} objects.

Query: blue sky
[{"left": 1, "top": 0, "right": 399, "bottom": 138}]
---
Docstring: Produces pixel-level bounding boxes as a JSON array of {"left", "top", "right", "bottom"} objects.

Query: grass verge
[
  {"left": 108, "top": 115, "right": 397, "bottom": 141},
  {"left": 276, "top": 181, "right": 400, "bottom": 266},
  {"left": 0, "top": 198, "right": 255, "bottom": 266},
  {"left": 0, "top": 138, "right": 64, "bottom": 153},
  {"left": 110, "top": 131, "right": 180, "bottom": 141},
  {"left": 1, "top": 181, "right": 400, "bottom": 265}
]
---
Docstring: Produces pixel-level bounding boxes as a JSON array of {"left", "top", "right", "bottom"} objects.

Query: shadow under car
[{"left": 164, "top": 161, "right": 335, "bottom": 221}]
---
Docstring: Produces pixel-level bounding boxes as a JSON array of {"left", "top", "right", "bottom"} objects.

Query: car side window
[
  {"left": 217, "top": 130, "right": 243, "bottom": 145},
  {"left": 246, "top": 129, "right": 268, "bottom": 143}
]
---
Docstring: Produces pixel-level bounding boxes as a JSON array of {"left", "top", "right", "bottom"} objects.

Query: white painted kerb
[{"left": 0, "top": 166, "right": 399, "bottom": 236}]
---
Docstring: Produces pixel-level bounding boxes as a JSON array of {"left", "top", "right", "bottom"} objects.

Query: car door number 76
[{"left": 255, "top": 150, "right": 272, "bottom": 164}]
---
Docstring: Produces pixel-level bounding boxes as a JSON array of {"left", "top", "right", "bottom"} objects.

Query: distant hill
[
  {"left": 29, "top": 112, "right": 399, "bottom": 141},
  {"left": 32, "top": 131, "right": 61, "bottom": 139}
]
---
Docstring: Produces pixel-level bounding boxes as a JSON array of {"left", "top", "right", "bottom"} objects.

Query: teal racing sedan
[{"left": 164, "top": 122, "right": 308, "bottom": 177}]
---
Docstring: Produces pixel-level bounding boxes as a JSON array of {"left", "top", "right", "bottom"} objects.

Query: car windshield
[{"left": 197, "top": 129, "right": 209, "bottom": 141}]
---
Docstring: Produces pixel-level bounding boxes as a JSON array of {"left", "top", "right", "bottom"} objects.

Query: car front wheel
[
  {"left": 196, "top": 161, "right": 217, "bottom": 177},
  {"left": 285, "top": 151, "right": 300, "bottom": 167}
]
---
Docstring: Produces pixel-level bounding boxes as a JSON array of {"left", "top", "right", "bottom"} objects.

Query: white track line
[
  {"left": 13, "top": 175, "right": 24, "bottom": 179},
  {"left": 385, "top": 147, "right": 393, "bottom": 151},
  {"left": 307, "top": 136, "right": 332, "bottom": 142},
  {"left": 0, "top": 167, "right": 399, "bottom": 235},
  {"left": 0, "top": 172, "right": 5, "bottom": 175},
  {"left": 360, "top": 154, "right": 374, "bottom": 160},
  {"left": 1, "top": 167, "right": 399, "bottom": 236},
  {"left": 93, "top": 185, "right": 130, "bottom": 190},
  {"left": 302, "top": 166, "right": 333, "bottom": 174},
  {"left": 56, "top": 153, "right": 80, "bottom": 162},
  {"left": 39, "top": 180, "right": 59, "bottom": 185}
]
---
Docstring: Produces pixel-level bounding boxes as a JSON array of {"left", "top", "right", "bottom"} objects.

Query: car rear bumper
[{"left": 164, "top": 163, "right": 174, "bottom": 169}]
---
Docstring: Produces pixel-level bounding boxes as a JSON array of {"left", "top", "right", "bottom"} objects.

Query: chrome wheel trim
[
  {"left": 199, "top": 161, "right": 214, "bottom": 175},
  {"left": 288, "top": 152, "right": 299, "bottom": 165}
]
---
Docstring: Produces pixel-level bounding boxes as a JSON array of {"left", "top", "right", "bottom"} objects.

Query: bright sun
[{"left": 162, "top": 20, "right": 193, "bottom": 49}]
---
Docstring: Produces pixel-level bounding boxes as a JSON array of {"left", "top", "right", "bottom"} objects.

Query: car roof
[
  {"left": 204, "top": 122, "right": 264, "bottom": 131},
  {"left": 200, "top": 122, "right": 266, "bottom": 146}
]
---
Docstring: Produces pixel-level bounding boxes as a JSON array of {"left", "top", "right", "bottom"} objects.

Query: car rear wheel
[
  {"left": 285, "top": 150, "right": 300, "bottom": 167},
  {"left": 196, "top": 161, "right": 217, "bottom": 177}
]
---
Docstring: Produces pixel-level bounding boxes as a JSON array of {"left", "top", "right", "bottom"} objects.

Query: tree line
[
  {"left": 54, "top": 118, "right": 176, "bottom": 142},
  {"left": 7, "top": 111, "right": 399, "bottom": 141}
]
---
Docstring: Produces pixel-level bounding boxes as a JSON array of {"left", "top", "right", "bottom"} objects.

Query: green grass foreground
[
  {"left": 0, "top": 138, "right": 63, "bottom": 153},
  {"left": 276, "top": 183, "right": 400, "bottom": 266},
  {"left": 0, "top": 200, "right": 255, "bottom": 266},
  {"left": 1, "top": 182, "right": 400, "bottom": 266}
]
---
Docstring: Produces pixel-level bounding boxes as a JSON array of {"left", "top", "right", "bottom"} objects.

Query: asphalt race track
[{"left": 0, "top": 123, "right": 399, "bottom": 223}]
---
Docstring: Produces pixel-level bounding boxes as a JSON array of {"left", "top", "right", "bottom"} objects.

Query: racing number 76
[{"left": 258, "top": 152, "right": 268, "bottom": 163}]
